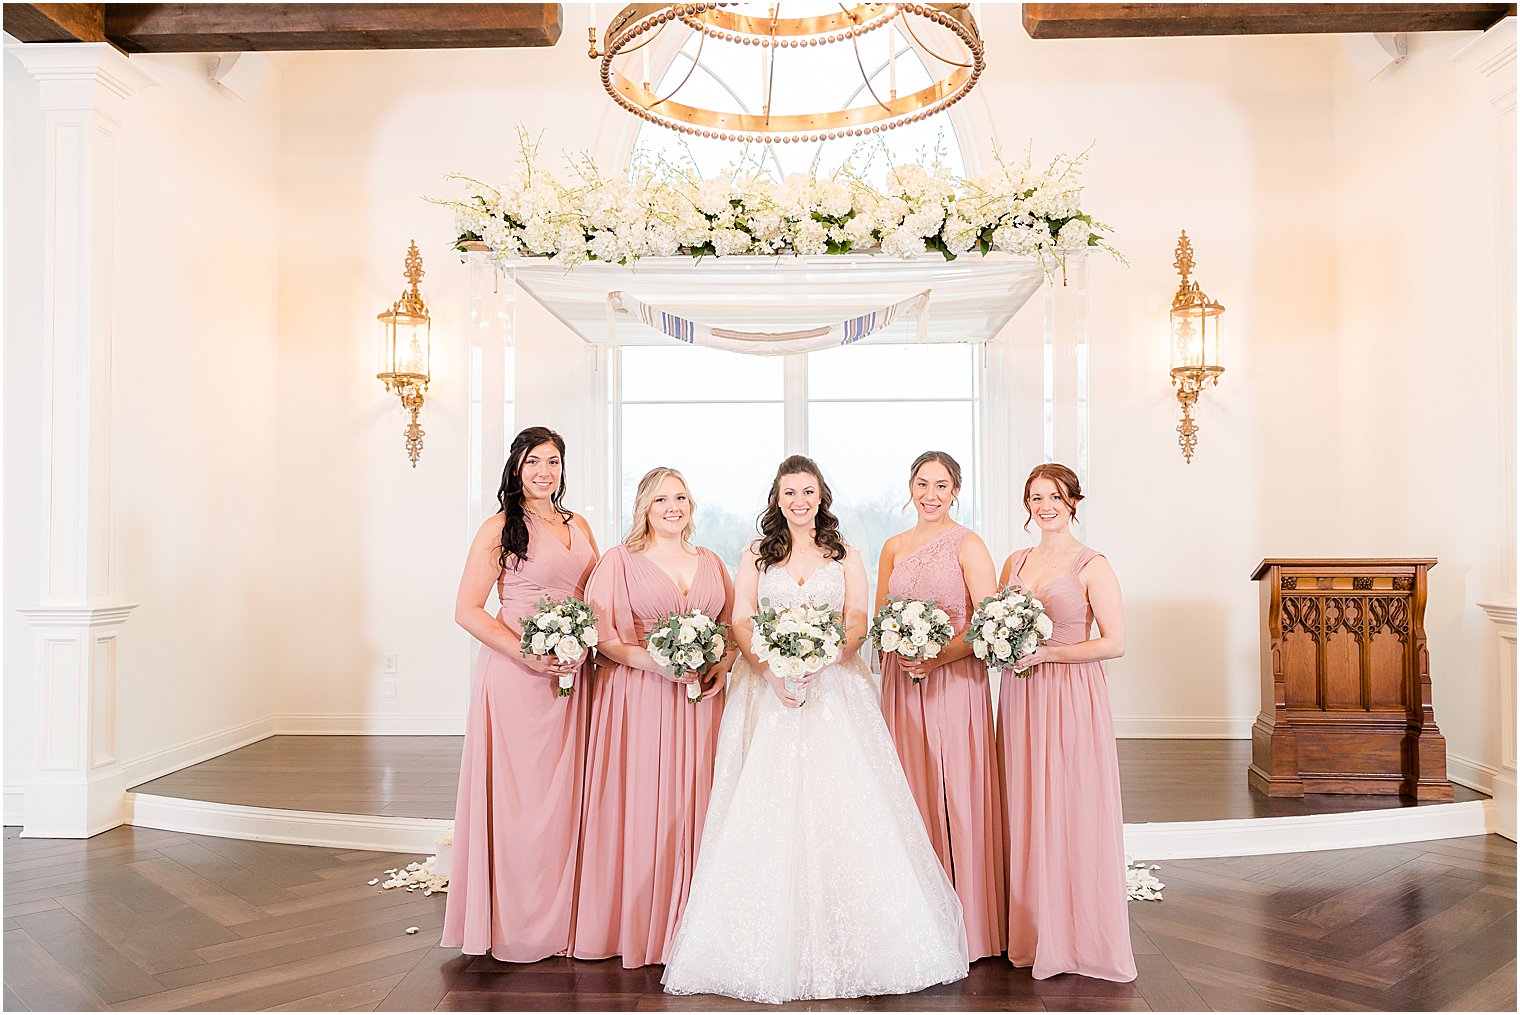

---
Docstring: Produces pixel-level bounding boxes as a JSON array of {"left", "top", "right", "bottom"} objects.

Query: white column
[
  {"left": 1456, "top": 17, "right": 1516, "bottom": 842},
  {"left": 8, "top": 43, "right": 156, "bottom": 838}
]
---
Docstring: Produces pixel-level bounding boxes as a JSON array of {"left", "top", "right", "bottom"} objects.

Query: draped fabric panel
[{"left": 608, "top": 290, "right": 931, "bottom": 356}]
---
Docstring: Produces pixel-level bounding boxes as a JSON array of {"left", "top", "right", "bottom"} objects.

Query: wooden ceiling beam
[
  {"left": 3, "top": 4, "right": 106, "bottom": 44},
  {"left": 99, "top": 3, "right": 562, "bottom": 53},
  {"left": 1023, "top": 4, "right": 1517, "bottom": 40}
]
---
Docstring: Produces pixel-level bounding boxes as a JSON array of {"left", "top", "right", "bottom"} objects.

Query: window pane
[
  {"left": 806, "top": 400, "right": 977, "bottom": 561},
  {"left": 807, "top": 344, "right": 974, "bottom": 401},
  {"left": 622, "top": 402, "right": 784, "bottom": 569},
  {"left": 622, "top": 346, "right": 784, "bottom": 402}
]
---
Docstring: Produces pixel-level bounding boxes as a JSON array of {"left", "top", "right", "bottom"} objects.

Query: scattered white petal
[
  {"left": 375, "top": 854, "right": 450, "bottom": 895},
  {"left": 405, "top": 926, "right": 420, "bottom": 935},
  {"left": 1126, "top": 858, "right": 1164, "bottom": 901},
  {"left": 368, "top": 878, "right": 380, "bottom": 886}
]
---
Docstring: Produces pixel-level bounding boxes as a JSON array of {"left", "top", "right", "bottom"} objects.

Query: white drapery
[{"left": 608, "top": 288, "right": 930, "bottom": 356}]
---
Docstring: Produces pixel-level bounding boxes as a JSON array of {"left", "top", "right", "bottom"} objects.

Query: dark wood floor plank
[
  {"left": 153, "top": 840, "right": 302, "bottom": 906},
  {"left": 1447, "top": 955, "right": 1517, "bottom": 1011},
  {"left": 268, "top": 972, "right": 407, "bottom": 1011},
  {"left": 1, "top": 927, "right": 113, "bottom": 1011},
  {"left": 1132, "top": 953, "right": 1209, "bottom": 1011},
  {"left": 2, "top": 983, "right": 29, "bottom": 1011},
  {"left": 128, "top": 855, "right": 270, "bottom": 926},
  {"left": 55, "top": 889, "right": 209, "bottom": 975},
  {"left": 10, "top": 906, "right": 164, "bottom": 1003},
  {"left": 197, "top": 892, "right": 438, "bottom": 962},
  {"left": 375, "top": 945, "right": 471, "bottom": 1011},
  {"left": 3, "top": 898, "right": 61, "bottom": 919}
]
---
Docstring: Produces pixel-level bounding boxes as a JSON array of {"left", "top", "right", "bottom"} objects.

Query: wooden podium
[{"left": 1249, "top": 558, "right": 1452, "bottom": 800}]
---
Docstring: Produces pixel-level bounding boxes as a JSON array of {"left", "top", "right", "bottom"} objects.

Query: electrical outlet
[
  {"left": 383, "top": 653, "right": 398, "bottom": 674},
  {"left": 382, "top": 678, "right": 397, "bottom": 699}
]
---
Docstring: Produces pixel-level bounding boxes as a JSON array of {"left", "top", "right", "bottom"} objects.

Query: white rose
[
  {"left": 1035, "top": 614, "right": 1053, "bottom": 638},
  {"left": 555, "top": 635, "right": 582, "bottom": 660},
  {"left": 910, "top": 631, "right": 929, "bottom": 647},
  {"left": 880, "top": 630, "right": 902, "bottom": 652},
  {"left": 973, "top": 640, "right": 988, "bottom": 660},
  {"left": 797, "top": 638, "right": 815, "bottom": 655},
  {"left": 786, "top": 657, "right": 807, "bottom": 679},
  {"left": 679, "top": 622, "right": 698, "bottom": 644},
  {"left": 981, "top": 620, "right": 999, "bottom": 640},
  {"left": 931, "top": 608, "right": 950, "bottom": 625},
  {"left": 993, "top": 638, "right": 1012, "bottom": 658},
  {"left": 923, "top": 642, "right": 942, "bottom": 659},
  {"left": 823, "top": 644, "right": 840, "bottom": 664},
  {"left": 581, "top": 627, "right": 599, "bottom": 647},
  {"left": 650, "top": 646, "right": 670, "bottom": 668},
  {"left": 1021, "top": 634, "right": 1039, "bottom": 656},
  {"left": 531, "top": 633, "right": 548, "bottom": 655},
  {"left": 557, "top": 616, "right": 573, "bottom": 632},
  {"left": 903, "top": 601, "right": 925, "bottom": 618},
  {"left": 987, "top": 600, "right": 1007, "bottom": 619}
]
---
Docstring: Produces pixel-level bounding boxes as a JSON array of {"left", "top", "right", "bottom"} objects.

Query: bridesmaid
[
  {"left": 441, "top": 426, "right": 600, "bottom": 962},
  {"left": 574, "top": 467, "right": 737, "bottom": 967},
  {"left": 876, "top": 451, "right": 1006, "bottom": 962},
  {"left": 998, "top": 463, "right": 1135, "bottom": 982}
]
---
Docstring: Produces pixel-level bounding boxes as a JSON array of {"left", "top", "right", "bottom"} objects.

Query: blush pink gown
[
  {"left": 573, "top": 545, "right": 732, "bottom": 967},
  {"left": 441, "top": 513, "right": 597, "bottom": 962},
  {"left": 880, "top": 525, "right": 1007, "bottom": 962},
  {"left": 999, "top": 546, "right": 1135, "bottom": 982}
]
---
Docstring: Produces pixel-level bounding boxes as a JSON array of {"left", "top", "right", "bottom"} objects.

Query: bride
[{"left": 662, "top": 455, "right": 969, "bottom": 1004}]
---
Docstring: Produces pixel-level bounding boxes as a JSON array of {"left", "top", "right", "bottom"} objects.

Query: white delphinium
[
  {"left": 647, "top": 609, "right": 730, "bottom": 703},
  {"left": 520, "top": 596, "right": 599, "bottom": 695}
]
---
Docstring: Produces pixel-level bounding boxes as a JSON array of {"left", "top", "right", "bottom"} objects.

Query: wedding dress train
[{"left": 662, "top": 558, "right": 969, "bottom": 1003}]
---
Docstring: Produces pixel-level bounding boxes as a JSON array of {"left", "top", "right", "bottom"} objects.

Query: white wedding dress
[{"left": 662, "top": 558, "right": 969, "bottom": 1004}]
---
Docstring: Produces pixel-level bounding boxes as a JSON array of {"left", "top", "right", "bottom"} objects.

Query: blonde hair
[{"left": 625, "top": 467, "right": 696, "bottom": 552}]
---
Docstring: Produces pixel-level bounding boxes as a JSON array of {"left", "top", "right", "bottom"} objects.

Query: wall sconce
[
  {"left": 376, "top": 241, "right": 431, "bottom": 467},
  {"left": 1168, "top": 230, "right": 1224, "bottom": 463}
]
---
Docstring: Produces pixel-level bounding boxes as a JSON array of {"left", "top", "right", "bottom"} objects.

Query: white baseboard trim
[
  {"left": 1124, "top": 798, "right": 1493, "bottom": 860},
  {"left": 126, "top": 793, "right": 450, "bottom": 854},
  {"left": 4, "top": 786, "right": 25, "bottom": 826},
  {"left": 1446, "top": 752, "right": 1500, "bottom": 796},
  {"left": 1113, "top": 717, "right": 1253, "bottom": 739},
  {"left": 122, "top": 716, "right": 277, "bottom": 790},
  {"left": 274, "top": 713, "right": 466, "bottom": 736}
]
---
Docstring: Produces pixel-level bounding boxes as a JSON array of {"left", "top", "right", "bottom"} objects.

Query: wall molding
[
  {"left": 121, "top": 716, "right": 276, "bottom": 790},
  {"left": 274, "top": 713, "right": 466, "bottom": 736},
  {"left": 1125, "top": 798, "right": 1493, "bottom": 860},
  {"left": 3, "top": 787, "right": 25, "bottom": 826},
  {"left": 1447, "top": 752, "right": 1500, "bottom": 796},
  {"left": 126, "top": 794, "right": 448, "bottom": 854},
  {"left": 1113, "top": 716, "right": 1253, "bottom": 740}
]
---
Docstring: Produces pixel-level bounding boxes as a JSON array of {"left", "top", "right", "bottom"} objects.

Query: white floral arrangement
[
  {"left": 435, "top": 131, "right": 1116, "bottom": 272},
  {"left": 965, "top": 586, "right": 1054, "bottom": 677},
  {"left": 520, "top": 595, "right": 599, "bottom": 696},
  {"left": 750, "top": 598, "right": 846, "bottom": 706},
  {"left": 869, "top": 597, "right": 953, "bottom": 683},
  {"left": 648, "top": 609, "right": 729, "bottom": 703}
]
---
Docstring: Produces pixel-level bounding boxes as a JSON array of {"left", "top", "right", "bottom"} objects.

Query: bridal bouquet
[
  {"left": 869, "top": 597, "right": 953, "bottom": 683},
  {"left": 647, "top": 609, "right": 729, "bottom": 703},
  {"left": 520, "top": 596, "right": 599, "bottom": 696},
  {"left": 965, "top": 588, "right": 1054, "bottom": 677},
  {"left": 750, "top": 599, "right": 845, "bottom": 705}
]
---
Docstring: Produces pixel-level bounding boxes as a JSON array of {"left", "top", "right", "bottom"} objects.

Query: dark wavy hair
[
  {"left": 497, "top": 427, "right": 570, "bottom": 572},
  {"left": 754, "top": 455, "right": 847, "bottom": 571}
]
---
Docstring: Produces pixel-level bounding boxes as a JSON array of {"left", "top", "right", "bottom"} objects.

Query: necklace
[{"left": 525, "top": 505, "right": 563, "bottom": 526}]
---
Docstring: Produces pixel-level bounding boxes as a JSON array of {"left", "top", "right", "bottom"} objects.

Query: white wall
[
  {"left": 1329, "top": 28, "right": 1515, "bottom": 790},
  {"left": 3, "top": 49, "right": 284, "bottom": 807}
]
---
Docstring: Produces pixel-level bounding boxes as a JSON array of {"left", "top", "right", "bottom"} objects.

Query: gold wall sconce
[
  {"left": 376, "top": 241, "right": 431, "bottom": 467},
  {"left": 1168, "top": 231, "right": 1224, "bottom": 463}
]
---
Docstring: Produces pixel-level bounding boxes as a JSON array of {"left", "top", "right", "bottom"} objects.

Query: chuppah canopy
[{"left": 499, "top": 252, "right": 1053, "bottom": 352}]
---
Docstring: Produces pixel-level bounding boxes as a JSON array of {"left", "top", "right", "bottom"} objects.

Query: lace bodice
[
  {"left": 757, "top": 558, "right": 847, "bottom": 613},
  {"left": 887, "top": 526, "right": 970, "bottom": 625}
]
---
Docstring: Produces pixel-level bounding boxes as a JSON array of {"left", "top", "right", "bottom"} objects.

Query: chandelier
[{"left": 590, "top": 3, "right": 984, "bottom": 143}]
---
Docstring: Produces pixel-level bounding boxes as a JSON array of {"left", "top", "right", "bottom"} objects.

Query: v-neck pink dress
[
  {"left": 999, "top": 546, "right": 1135, "bottom": 982},
  {"left": 573, "top": 544, "right": 734, "bottom": 967},
  {"left": 441, "top": 512, "right": 598, "bottom": 963},
  {"left": 880, "top": 525, "right": 1007, "bottom": 961}
]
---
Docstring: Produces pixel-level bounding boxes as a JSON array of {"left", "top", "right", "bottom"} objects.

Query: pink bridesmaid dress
[
  {"left": 880, "top": 524, "right": 1007, "bottom": 962},
  {"left": 999, "top": 546, "right": 1135, "bottom": 982},
  {"left": 441, "top": 513, "right": 598, "bottom": 962},
  {"left": 573, "top": 545, "right": 733, "bottom": 967}
]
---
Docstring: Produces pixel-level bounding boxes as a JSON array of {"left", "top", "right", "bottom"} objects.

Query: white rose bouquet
[
  {"left": 869, "top": 597, "right": 954, "bottom": 684},
  {"left": 647, "top": 609, "right": 730, "bottom": 703},
  {"left": 965, "top": 587, "right": 1054, "bottom": 677},
  {"left": 520, "top": 595, "right": 599, "bottom": 696},
  {"left": 750, "top": 598, "right": 846, "bottom": 705}
]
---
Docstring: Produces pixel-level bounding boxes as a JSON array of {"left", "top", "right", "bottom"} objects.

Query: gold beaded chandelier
[{"left": 590, "top": 3, "right": 985, "bottom": 144}]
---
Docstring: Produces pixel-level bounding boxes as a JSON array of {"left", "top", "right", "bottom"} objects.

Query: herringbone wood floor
[{"left": 3, "top": 826, "right": 1514, "bottom": 1011}]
